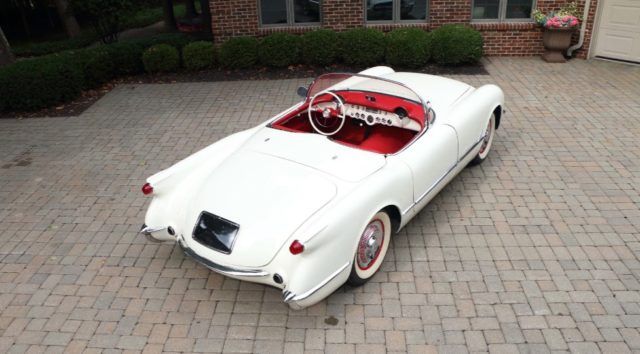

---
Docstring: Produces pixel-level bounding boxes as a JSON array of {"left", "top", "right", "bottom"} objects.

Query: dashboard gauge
[{"left": 394, "top": 107, "right": 408, "bottom": 118}]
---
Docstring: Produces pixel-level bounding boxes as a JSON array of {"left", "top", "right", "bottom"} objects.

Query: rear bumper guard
[{"left": 176, "top": 235, "right": 269, "bottom": 278}]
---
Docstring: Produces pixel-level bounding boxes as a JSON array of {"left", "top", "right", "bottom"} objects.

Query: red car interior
[{"left": 271, "top": 91, "right": 424, "bottom": 154}]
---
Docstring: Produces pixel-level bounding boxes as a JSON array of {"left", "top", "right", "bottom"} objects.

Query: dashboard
[{"left": 343, "top": 104, "right": 422, "bottom": 132}]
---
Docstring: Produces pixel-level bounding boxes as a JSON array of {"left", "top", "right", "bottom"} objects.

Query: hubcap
[
  {"left": 479, "top": 119, "right": 492, "bottom": 154},
  {"left": 357, "top": 220, "right": 384, "bottom": 270}
]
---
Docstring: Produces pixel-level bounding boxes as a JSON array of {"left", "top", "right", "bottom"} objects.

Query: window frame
[
  {"left": 364, "top": 0, "right": 428, "bottom": 24},
  {"left": 471, "top": 0, "right": 536, "bottom": 22},
  {"left": 258, "top": 0, "right": 322, "bottom": 27}
]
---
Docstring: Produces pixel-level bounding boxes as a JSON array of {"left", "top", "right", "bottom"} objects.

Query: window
[
  {"left": 260, "top": 0, "right": 320, "bottom": 26},
  {"left": 472, "top": 0, "right": 534, "bottom": 21},
  {"left": 366, "top": 0, "right": 427, "bottom": 23}
]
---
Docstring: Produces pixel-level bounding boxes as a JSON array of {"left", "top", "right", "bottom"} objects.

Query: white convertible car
[{"left": 140, "top": 67, "right": 504, "bottom": 309}]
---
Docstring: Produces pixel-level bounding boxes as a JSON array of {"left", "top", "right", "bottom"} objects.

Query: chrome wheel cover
[{"left": 356, "top": 219, "right": 384, "bottom": 270}]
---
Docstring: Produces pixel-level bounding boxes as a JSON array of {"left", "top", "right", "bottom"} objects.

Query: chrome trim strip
[
  {"left": 459, "top": 136, "right": 484, "bottom": 163},
  {"left": 177, "top": 235, "right": 268, "bottom": 278},
  {"left": 139, "top": 225, "right": 167, "bottom": 234},
  {"left": 401, "top": 135, "right": 486, "bottom": 216},
  {"left": 414, "top": 163, "right": 457, "bottom": 205},
  {"left": 283, "top": 261, "right": 350, "bottom": 303}
]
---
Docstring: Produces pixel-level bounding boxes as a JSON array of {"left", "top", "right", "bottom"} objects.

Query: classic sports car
[{"left": 140, "top": 67, "right": 504, "bottom": 309}]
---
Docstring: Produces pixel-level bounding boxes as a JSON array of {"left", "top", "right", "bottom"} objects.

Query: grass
[{"left": 12, "top": 3, "right": 199, "bottom": 58}]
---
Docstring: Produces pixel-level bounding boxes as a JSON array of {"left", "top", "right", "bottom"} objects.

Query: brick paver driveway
[{"left": 1, "top": 58, "right": 639, "bottom": 354}]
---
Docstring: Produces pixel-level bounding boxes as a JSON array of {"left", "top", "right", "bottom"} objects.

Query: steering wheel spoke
[{"left": 308, "top": 91, "right": 346, "bottom": 136}]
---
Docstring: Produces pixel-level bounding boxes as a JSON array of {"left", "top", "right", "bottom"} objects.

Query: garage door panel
[
  {"left": 605, "top": 5, "right": 640, "bottom": 30},
  {"left": 597, "top": 31, "right": 637, "bottom": 57},
  {"left": 594, "top": 0, "right": 640, "bottom": 63}
]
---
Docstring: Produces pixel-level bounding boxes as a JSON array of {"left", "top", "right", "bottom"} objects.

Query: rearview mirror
[{"left": 296, "top": 86, "right": 308, "bottom": 98}]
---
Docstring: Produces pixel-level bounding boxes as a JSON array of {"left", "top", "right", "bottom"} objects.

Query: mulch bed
[{"left": 1, "top": 62, "right": 488, "bottom": 119}]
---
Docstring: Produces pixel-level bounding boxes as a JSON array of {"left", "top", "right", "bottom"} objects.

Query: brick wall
[{"left": 208, "top": 0, "right": 598, "bottom": 57}]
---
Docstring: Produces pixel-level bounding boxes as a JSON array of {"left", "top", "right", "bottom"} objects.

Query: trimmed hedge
[
  {"left": 301, "top": 29, "right": 339, "bottom": 66},
  {"left": 385, "top": 28, "right": 431, "bottom": 69},
  {"left": 431, "top": 25, "right": 483, "bottom": 65},
  {"left": 143, "top": 44, "right": 181, "bottom": 73},
  {"left": 106, "top": 42, "right": 145, "bottom": 75},
  {"left": 131, "top": 32, "right": 197, "bottom": 50},
  {"left": 219, "top": 37, "right": 258, "bottom": 69},
  {"left": 258, "top": 33, "right": 301, "bottom": 68},
  {"left": 339, "top": 28, "right": 386, "bottom": 67},
  {"left": 83, "top": 48, "right": 116, "bottom": 87},
  {"left": 183, "top": 41, "right": 216, "bottom": 70},
  {"left": 12, "top": 35, "right": 96, "bottom": 58},
  {"left": 0, "top": 56, "right": 83, "bottom": 112}
]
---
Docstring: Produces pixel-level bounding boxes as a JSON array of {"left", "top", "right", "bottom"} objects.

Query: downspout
[{"left": 567, "top": 0, "right": 592, "bottom": 57}]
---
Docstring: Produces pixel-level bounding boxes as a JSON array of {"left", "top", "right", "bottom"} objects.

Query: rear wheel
[
  {"left": 347, "top": 211, "right": 391, "bottom": 286},
  {"left": 470, "top": 114, "right": 495, "bottom": 166}
]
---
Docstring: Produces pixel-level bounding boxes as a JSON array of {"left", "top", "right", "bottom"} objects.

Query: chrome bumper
[
  {"left": 176, "top": 235, "right": 269, "bottom": 278},
  {"left": 139, "top": 224, "right": 171, "bottom": 243},
  {"left": 282, "top": 261, "right": 350, "bottom": 309}
]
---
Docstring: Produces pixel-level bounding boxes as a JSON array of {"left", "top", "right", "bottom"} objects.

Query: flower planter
[{"left": 542, "top": 27, "right": 575, "bottom": 63}]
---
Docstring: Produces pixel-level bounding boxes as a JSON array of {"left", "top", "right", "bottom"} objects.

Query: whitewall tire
[
  {"left": 347, "top": 211, "right": 391, "bottom": 286},
  {"left": 470, "top": 114, "right": 495, "bottom": 165}
]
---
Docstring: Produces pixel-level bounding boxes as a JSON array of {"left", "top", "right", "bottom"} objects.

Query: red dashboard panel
[{"left": 337, "top": 91, "right": 425, "bottom": 129}]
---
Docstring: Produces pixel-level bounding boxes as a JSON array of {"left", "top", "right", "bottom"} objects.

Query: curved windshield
[{"left": 308, "top": 73, "right": 428, "bottom": 120}]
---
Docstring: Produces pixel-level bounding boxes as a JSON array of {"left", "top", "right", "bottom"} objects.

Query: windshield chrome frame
[{"left": 306, "top": 72, "right": 433, "bottom": 132}]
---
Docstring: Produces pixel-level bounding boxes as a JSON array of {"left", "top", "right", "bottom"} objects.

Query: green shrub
[
  {"left": 339, "top": 28, "right": 386, "bottom": 67},
  {"left": 12, "top": 35, "right": 96, "bottom": 57},
  {"left": 183, "top": 41, "right": 215, "bottom": 70},
  {"left": 131, "top": 32, "right": 196, "bottom": 50},
  {"left": 105, "top": 42, "right": 145, "bottom": 75},
  {"left": 258, "top": 33, "right": 301, "bottom": 68},
  {"left": 385, "top": 28, "right": 431, "bottom": 69},
  {"left": 219, "top": 37, "right": 258, "bottom": 69},
  {"left": 0, "top": 56, "right": 83, "bottom": 112},
  {"left": 301, "top": 29, "right": 339, "bottom": 66},
  {"left": 143, "top": 44, "right": 180, "bottom": 73},
  {"left": 431, "top": 25, "right": 483, "bottom": 65},
  {"left": 83, "top": 48, "right": 116, "bottom": 87}
]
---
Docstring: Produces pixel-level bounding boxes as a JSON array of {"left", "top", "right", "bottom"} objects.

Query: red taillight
[
  {"left": 142, "top": 182, "right": 153, "bottom": 195},
  {"left": 289, "top": 240, "right": 304, "bottom": 255}
]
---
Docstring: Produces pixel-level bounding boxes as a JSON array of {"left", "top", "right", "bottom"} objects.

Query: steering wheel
[{"left": 308, "top": 91, "right": 346, "bottom": 136}]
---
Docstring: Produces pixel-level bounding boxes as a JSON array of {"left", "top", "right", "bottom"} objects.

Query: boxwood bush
[
  {"left": 258, "top": 33, "right": 301, "bottom": 68},
  {"left": 431, "top": 25, "right": 483, "bottom": 65},
  {"left": 143, "top": 44, "right": 181, "bottom": 73},
  {"left": 105, "top": 42, "right": 145, "bottom": 76},
  {"left": 183, "top": 41, "right": 216, "bottom": 70},
  {"left": 0, "top": 56, "right": 83, "bottom": 111},
  {"left": 301, "top": 29, "right": 339, "bottom": 66},
  {"left": 339, "top": 28, "right": 386, "bottom": 67},
  {"left": 385, "top": 28, "right": 431, "bottom": 69},
  {"left": 83, "top": 48, "right": 116, "bottom": 87},
  {"left": 132, "top": 32, "right": 196, "bottom": 50},
  {"left": 219, "top": 37, "right": 258, "bottom": 69}
]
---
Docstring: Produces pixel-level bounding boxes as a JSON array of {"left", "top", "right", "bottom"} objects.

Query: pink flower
[{"left": 570, "top": 19, "right": 578, "bottom": 26}]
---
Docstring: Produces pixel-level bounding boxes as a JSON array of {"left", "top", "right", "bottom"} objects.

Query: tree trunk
[
  {"left": 0, "top": 26, "right": 15, "bottom": 66},
  {"left": 163, "top": 0, "right": 177, "bottom": 30},
  {"left": 199, "top": 0, "right": 212, "bottom": 36},
  {"left": 185, "top": 0, "right": 198, "bottom": 19},
  {"left": 54, "top": 0, "right": 81, "bottom": 38}
]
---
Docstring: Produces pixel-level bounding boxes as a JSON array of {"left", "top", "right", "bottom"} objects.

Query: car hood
[{"left": 184, "top": 150, "right": 338, "bottom": 267}]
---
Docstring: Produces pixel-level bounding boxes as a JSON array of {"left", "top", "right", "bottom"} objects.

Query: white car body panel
[{"left": 141, "top": 67, "right": 504, "bottom": 309}]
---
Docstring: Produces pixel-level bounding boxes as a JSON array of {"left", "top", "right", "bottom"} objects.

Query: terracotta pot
[{"left": 542, "top": 27, "right": 575, "bottom": 63}]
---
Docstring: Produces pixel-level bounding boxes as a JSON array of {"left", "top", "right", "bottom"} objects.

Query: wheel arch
[
  {"left": 382, "top": 205, "right": 402, "bottom": 234},
  {"left": 493, "top": 105, "right": 502, "bottom": 129}
]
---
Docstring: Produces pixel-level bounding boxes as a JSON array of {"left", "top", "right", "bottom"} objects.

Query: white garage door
[{"left": 593, "top": 0, "right": 640, "bottom": 63}]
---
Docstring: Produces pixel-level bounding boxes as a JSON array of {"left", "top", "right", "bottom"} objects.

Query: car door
[{"left": 398, "top": 124, "right": 458, "bottom": 214}]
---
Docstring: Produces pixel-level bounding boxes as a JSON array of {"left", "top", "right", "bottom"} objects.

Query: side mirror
[{"left": 296, "top": 86, "right": 308, "bottom": 98}]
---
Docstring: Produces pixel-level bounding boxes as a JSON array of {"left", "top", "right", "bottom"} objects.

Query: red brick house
[{"left": 208, "top": 1, "right": 640, "bottom": 63}]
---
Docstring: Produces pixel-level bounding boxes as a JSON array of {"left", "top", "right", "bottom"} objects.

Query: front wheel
[
  {"left": 347, "top": 211, "right": 391, "bottom": 286},
  {"left": 470, "top": 113, "right": 496, "bottom": 166}
]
